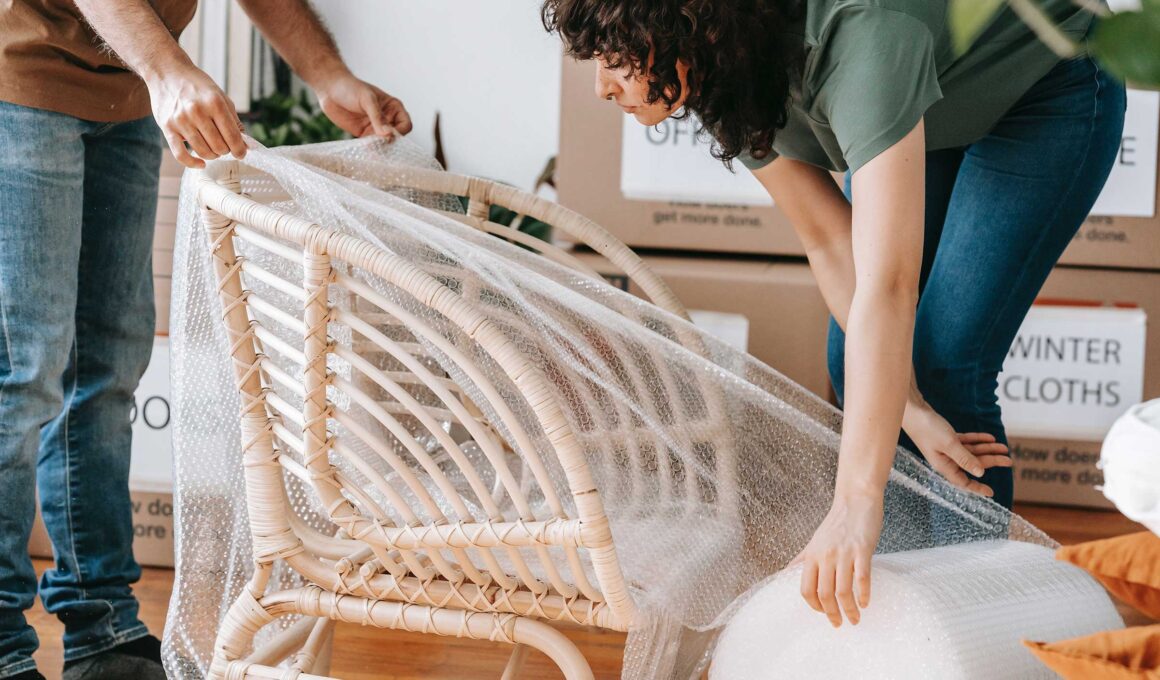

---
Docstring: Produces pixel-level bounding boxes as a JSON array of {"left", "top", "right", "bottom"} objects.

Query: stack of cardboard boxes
[{"left": 556, "top": 58, "right": 1160, "bottom": 509}]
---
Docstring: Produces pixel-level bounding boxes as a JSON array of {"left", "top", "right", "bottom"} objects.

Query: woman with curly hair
[{"left": 544, "top": 0, "right": 1124, "bottom": 628}]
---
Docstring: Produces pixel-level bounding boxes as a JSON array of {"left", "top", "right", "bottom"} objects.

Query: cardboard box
[
  {"left": 28, "top": 489, "right": 175, "bottom": 569},
  {"left": 560, "top": 56, "right": 1160, "bottom": 268},
  {"left": 1060, "top": 89, "right": 1160, "bottom": 270},
  {"left": 1034, "top": 266, "right": 1160, "bottom": 402},
  {"left": 1063, "top": 208, "right": 1160, "bottom": 271},
  {"left": 569, "top": 250, "right": 833, "bottom": 400},
  {"left": 1010, "top": 437, "right": 1112, "bottom": 509},
  {"left": 571, "top": 251, "right": 1158, "bottom": 507},
  {"left": 154, "top": 276, "right": 172, "bottom": 336},
  {"left": 1007, "top": 266, "right": 1159, "bottom": 508},
  {"left": 998, "top": 305, "right": 1146, "bottom": 441},
  {"left": 558, "top": 58, "right": 805, "bottom": 257}
]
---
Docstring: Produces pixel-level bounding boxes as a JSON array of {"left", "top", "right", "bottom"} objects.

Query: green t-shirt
[{"left": 741, "top": 0, "right": 1095, "bottom": 173}]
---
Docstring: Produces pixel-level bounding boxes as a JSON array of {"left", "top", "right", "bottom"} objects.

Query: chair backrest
[
  {"left": 274, "top": 147, "right": 690, "bottom": 321},
  {"left": 196, "top": 159, "right": 642, "bottom": 631}
]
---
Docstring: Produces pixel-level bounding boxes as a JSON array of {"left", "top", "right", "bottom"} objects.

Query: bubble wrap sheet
[
  {"left": 162, "top": 137, "right": 1056, "bottom": 679},
  {"left": 711, "top": 540, "right": 1123, "bottom": 679}
]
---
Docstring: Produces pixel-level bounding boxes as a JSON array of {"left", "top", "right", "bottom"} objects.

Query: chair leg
[
  {"left": 511, "top": 618, "right": 595, "bottom": 680},
  {"left": 309, "top": 622, "right": 336, "bottom": 676},
  {"left": 500, "top": 644, "right": 530, "bottom": 680}
]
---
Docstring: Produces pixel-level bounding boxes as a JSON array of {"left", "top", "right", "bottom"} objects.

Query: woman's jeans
[
  {"left": 828, "top": 54, "right": 1127, "bottom": 510},
  {"left": 0, "top": 100, "right": 160, "bottom": 676},
  {"left": 830, "top": 54, "right": 1127, "bottom": 508}
]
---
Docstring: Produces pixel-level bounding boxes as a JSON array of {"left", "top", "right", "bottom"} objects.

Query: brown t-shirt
[{"left": 0, "top": 1, "right": 198, "bottom": 122}]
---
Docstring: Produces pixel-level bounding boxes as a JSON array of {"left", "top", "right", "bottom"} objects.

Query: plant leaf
[
  {"left": 1008, "top": 0, "right": 1079, "bottom": 58},
  {"left": 949, "top": 0, "right": 1006, "bottom": 54},
  {"left": 1090, "top": 10, "right": 1160, "bottom": 88}
]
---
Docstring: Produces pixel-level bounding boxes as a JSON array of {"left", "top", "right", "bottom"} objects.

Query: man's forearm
[
  {"left": 73, "top": 0, "right": 194, "bottom": 81},
  {"left": 238, "top": 0, "right": 350, "bottom": 87}
]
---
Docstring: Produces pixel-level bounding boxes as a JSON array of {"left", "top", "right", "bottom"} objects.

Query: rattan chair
[{"left": 194, "top": 156, "right": 735, "bottom": 680}]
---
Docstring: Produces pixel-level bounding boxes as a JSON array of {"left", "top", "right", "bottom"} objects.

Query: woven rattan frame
[{"left": 194, "top": 158, "right": 698, "bottom": 680}]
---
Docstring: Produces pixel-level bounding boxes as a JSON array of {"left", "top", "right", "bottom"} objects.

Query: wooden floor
[{"left": 27, "top": 503, "right": 1154, "bottom": 679}]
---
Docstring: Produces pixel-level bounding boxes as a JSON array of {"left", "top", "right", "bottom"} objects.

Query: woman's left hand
[
  {"left": 316, "top": 74, "right": 413, "bottom": 138},
  {"left": 793, "top": 490, "right": 883, "bottom": 627}
]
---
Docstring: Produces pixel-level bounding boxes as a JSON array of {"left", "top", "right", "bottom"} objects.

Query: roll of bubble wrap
[{"left": 711, "top": 540, "right": 1123, "bottom": 679}]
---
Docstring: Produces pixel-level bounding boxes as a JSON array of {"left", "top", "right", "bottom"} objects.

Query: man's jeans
[
  {"left": 827, "top": 53, "right": 1128, "bottom": 510},
  {"left": 0, "top": 100, "right": 160, "bottom": 676}
]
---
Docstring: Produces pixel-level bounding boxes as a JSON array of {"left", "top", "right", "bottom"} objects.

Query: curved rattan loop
[{"left": 246, "top": 150, "right": 688, "bottom": 321}]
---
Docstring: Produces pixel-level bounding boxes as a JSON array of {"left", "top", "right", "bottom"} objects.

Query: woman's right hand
[
  {"left": 793, "top": 490, "right": 883, "bottom": 627},
  {"left": 901, "top": 397, "right": 1012, "bottom": 497},
  {"left": 147, "top": 63, "right": 248, "bottom": 168}
]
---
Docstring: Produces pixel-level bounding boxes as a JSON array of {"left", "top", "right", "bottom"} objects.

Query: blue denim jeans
[
  {"left": 0, "top": 100, "right": 160, "bottom": 676},
  {"left": 827, "top": 54, "right": 1128, "bottom": 510}
]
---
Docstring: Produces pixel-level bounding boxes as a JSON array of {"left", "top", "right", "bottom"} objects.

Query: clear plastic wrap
[{"left": 162, "top": 137, "right": 1055, "bottom": 679}]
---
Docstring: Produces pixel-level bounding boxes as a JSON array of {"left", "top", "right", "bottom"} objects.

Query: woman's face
[{"left": 593, "top": 54, "right": 689, "bottom": 126}]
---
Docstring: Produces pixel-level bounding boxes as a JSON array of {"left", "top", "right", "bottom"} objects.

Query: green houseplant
[{"left": 951, "top": 0, "right": 1160, "bottom": 88}]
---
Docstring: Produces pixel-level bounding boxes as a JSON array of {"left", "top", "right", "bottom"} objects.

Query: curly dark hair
[{"left": 542, "top": 0, "right": 805, "bottom": 167}]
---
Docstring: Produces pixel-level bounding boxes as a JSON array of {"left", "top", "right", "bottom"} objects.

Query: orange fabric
[
  {"left": 1058, "top": 532, "right": 1160, "bottom": 620},
  {"left": 1024, "top": 625, "right": 1160, "bottom": 679}
]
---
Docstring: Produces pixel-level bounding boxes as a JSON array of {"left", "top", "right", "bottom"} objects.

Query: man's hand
[
  {"left": 316, "top": 73, "right": 413, "bottom": 139},
  {"left": 147, "top": 65, "right": 248, "bottom": 169}
]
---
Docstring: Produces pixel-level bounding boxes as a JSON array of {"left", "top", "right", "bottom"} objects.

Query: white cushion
[{"left": 1101, "top": 399, "right": 1160, "bottom": 535}]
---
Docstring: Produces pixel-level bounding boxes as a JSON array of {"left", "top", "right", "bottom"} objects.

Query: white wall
[{"left": 312, "top": 0, "right": 563, "bottom": 191}]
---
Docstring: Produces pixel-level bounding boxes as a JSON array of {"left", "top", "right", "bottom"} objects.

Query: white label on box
[
  {"left": 1090, "top": 89, "right": 1158, "bottom": 218},
  {"left": 689, "top": 309, "right": 750, "bottom": 353},
  {"left": 997, "top": 305, "right": 1146, "bottom": 441},
  {"left": 129, "top": 337, "right": 173, "bottom": 490},
  {"left": 620, "top": 114, "right": 774, "bottom": 206}
]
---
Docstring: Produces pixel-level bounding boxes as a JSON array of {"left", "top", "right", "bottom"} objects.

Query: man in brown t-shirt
[{"left": 0, "top": 3, "right": 410, "bottom": 679}]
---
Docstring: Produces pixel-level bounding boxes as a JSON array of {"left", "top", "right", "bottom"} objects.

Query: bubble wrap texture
[
  {"left": 162, "top": 137, "right": 1056, "bottom": 679},
  {"left": 711, "top": 541, "right": 1123, "bottom": 679}
]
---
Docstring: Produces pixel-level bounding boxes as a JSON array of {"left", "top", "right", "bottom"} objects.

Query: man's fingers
[
  {"left": 799, "top": 560, "right": 823, "bottom": 613},
  {"left": 836, "top": 557, "right": 860, "bottom": 625},
  {"left": 179, "top": 126, "right": 217, "bottom": 161},
  {"left": 163, "top": 131, "right": 202, "bottom": 169},
  {"left": 198, "top": 118, "right": 231, "bottom": 157},
  {"left": 361, "top": 91, "right": 389, "bottom": 137},
  {"left": 213, "top": 109, "right": 248, "bottom": 159},
  {"left": 386, "top": 98, "right": 413, "bottom": 135}
]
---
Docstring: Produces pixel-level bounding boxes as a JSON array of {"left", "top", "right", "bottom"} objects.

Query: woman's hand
[
  {"left": 147, "top": 63, "right": 248, "bottom": 169},
  {"left": 316, "top": 73, "right": 413, "bottom": 139},
  {"left": 902, "top": 397, "right": 1012, "bottom": 497},
  {"left": 794, "top": 491, "right": 882, "bottom": 627}
]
